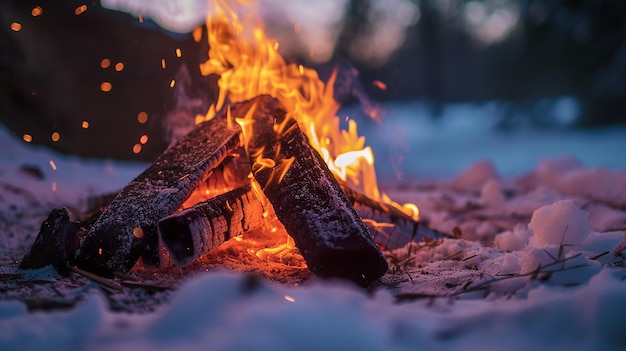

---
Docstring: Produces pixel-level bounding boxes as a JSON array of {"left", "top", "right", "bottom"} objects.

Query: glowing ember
[
  {"left": 31, "top": 7, "right": 43, "bottom": 17},
  {"left": 115, "top": 62, "right": 124, "bottom": 71},
  {"left": 10, "top": 22, "right": 22, "bottom": 32},
  {"left": 161, "top": 59, "right": 166, "bottom": 69},
  {"left": 373, "top": 80, "right": 387, "bottom": 90},
  {"left": 137, "top": 112, "right": 148, "bottom": 124},
  {"left": 49, "top": 160, "right": 57, "bottom": 171},
  {"left": 51, "top": 132, "right": 60, "bottom": 142},
  {"left": 132, "top": 227, "right": 144, "bottom": 239},
  {"left": 100, "top": 82, "right": 112, "bottom": 92},
  {"left": 175, "top": 48, "right": 182, "bottom": 57},
  {"left": 82, "top": 120, "right": 90, "bottom": 129},
  {"left": 101, "top": 58, "right": 111, "bottom": 69},
  {"left": 140, "top": 135, "right": 149, "bottom": 144},
  {"left": 132, "top": 143, "right": 142, "bottom": 154},
  {"left": 75, "top": 5, "right": 87, "bottom": 16},
  {"left": 197, "top": 0, "right": 419, "bottom": 221},
  {"left": 22, "top": 134, "right": 32, "bottom": 143}
]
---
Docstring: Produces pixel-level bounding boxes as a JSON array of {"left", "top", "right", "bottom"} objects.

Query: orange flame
[{"left": 197, "top": 0, "right": 418, "bottom": 221}]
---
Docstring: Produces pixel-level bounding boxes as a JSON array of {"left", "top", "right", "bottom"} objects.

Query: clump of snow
[
  {"left": 495, "top": 223, "right": 532, "bottom": 251},
  {"left": 528, "top": 200, "right": 592, "bottom": 249},
  {"left": 480, "top": 179, "right": 505, "bottom": 207},
  {"left": 536, "top": 156, "right": 626, "bottom": 205}
]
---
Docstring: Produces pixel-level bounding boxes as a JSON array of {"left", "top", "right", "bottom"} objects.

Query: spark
[
  {"left": 192, "top": 27, "right": 202, "bottom": 42},
  {"left": 138, "top": 15, "right": 143, "bottom": 23},
  {"left": 75, "top": 5, "right": 87, "bottom": 15},
  {"left": 170, "top": 79, "right": 176, "bottom": 88},
  {"left": 32, "top": 7, "right": 42, "bottom": 17},
  {"left": 51, "top": 182, "right": 57, "bottom": 192},
  {"left": 49, "top": 160, "right": 57, "bottom": 171},
  {"left": 175, "top": 48, "right": 182, "bottom": 57},
  {"left": 51, "top": 132, "right": 60, "bottom": 142},
  {"left": 10, "top": 22, "right": 21, "bottom": 32},
  {"left": 23, "top": 134, "right": 32, "bottom": 143},
  {"left": 372, "top": 80, "right": 387, "bottom": 90},
  {"left": 161, "top": 59, "right": 166, "bottom": 69},
  {"left": 137, "top": 111, "right": 148, "bottom": 124},
  {"left": 132, "top": 143, "right": 142, "bottom": 154},
  {"left": 101, "top": 58, "right": 110, "bottom": 69},
  {"left": 140, "top": 134, "right": 148, "bottom": 144},
  {"left": 82, "top": 120, "right": 90, "bottom": 129},
  {"left": 284, "top": 295, "right": 295, "bottom": 303},
  {"left": 115, "top": 62, "right": 124, "bottom": 71},
  {"left": 100, "top": 82, "right": 112, "bottom": 92},
  {"left": 132, "top": 227, "right": 144, "bottom": 238}
]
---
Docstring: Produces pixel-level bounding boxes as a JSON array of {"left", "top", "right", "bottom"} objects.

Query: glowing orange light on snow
[{"left": 196, "top": 0, "right": 419, "bottom": 221}]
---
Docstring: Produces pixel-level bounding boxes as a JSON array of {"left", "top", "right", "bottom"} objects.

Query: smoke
[{"left": 162, "top": 64, "right": 213, "bottom": 145}]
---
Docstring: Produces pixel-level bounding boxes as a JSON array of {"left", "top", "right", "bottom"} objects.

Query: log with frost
[
  {"left": 74, "top": 112, "right": 242, "bottom": 276},
  {"left": 158, "top": 185, "right": 265, "bottom": 266},
  {"left": 339, "top": 182, "right": 449, "bottom": 249},
  {"left": 246, "top": 95, "right": 388, "bottom": 285},
  {"left": 20, "top": 208, "right": 82, "bottom": 275}
]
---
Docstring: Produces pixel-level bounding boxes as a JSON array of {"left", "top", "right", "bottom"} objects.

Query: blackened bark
[
  {"left": 340, "top": 182, "right": 447, "bottom": 249},
  {"left": 19, "top": 208, "right": 82, "bottom": 275},
  {"left": 74, "top": 116, "right": 242, "bottom": 276},
  {"left": 246, "top": 95, "right": 388, "bottom": 285},
  {"left": 158, "top": 185, "right": 265, "bottom": 266}
]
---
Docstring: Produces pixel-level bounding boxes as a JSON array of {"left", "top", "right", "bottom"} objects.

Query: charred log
[
  {"left": 158, "top": 185, "right": 265, "bottom": 266},
  {"left": 339, "top": 182, "right": 448, "bottom": 249},
  {"left": 74, "top": 114, "right": 242, "bottom": 277},
  {"left": 19, "top": 208, "right": 83, "bottom": 275},
  {"left": 245, "top": 95, "right": 388, "bottom": 285}
]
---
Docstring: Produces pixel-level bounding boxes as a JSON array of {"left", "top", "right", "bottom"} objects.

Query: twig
[{"left": 68, "top": 265, "right": 122, "bottom": 291}]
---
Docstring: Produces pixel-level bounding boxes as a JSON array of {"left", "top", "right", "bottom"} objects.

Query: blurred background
[{"left": 1, "top": 0, "right": 625, "bottom": 176}]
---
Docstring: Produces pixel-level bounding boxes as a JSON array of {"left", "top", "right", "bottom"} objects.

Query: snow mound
[{"left": 528, "top": 200, "right": 592, "bottom": 249}]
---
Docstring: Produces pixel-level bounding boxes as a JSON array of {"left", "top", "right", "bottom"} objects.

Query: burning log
[
  {"left": 339, "top": 182, "right": 449, "bottom": 249},
  {"left": 158, "top": 185, "right": 265, "bottom": 266},
  {"left": 244, "top": 95, "right": 388, "bottom": 285},
  {"left": 74, "top": 112, "right": 242, "bottom": 277}
]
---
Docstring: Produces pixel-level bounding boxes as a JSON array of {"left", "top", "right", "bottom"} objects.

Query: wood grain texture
[
  {"left": 74, "top": 116, "right": 241, "bottom": 276},
  {"left": 246, "top": 95, "right": 388, "bottom": 285}
]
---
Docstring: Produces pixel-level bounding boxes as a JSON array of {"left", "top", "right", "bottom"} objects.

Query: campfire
[{"left": 19, "top": 0, "right": 443, "bottom": 286}]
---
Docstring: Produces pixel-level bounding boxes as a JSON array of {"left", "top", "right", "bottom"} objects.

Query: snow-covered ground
[{"left": 1, "top": 102, "right": 626, "bottom": 351}]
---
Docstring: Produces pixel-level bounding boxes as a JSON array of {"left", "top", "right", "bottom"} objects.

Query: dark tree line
[{"left": 332, "top": 0, "right": 626, "bottom": 126}]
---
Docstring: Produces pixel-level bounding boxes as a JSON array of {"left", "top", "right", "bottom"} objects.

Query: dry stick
[
  {"left": 245, "top": 95, "right": 388, "bottom": 286},
  {"left": 158, "top": 185, "right": 265, "bottom": 266},
  {"left": 68, "top": 265, "right": 122, "bottom": 291},
  {"left": 75, "top": 111, "right": 242, "bottom": 277}
]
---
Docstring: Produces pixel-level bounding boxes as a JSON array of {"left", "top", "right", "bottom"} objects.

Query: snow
[{"left": 2, "top": 101, "right": 626, "bottom": 350}]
